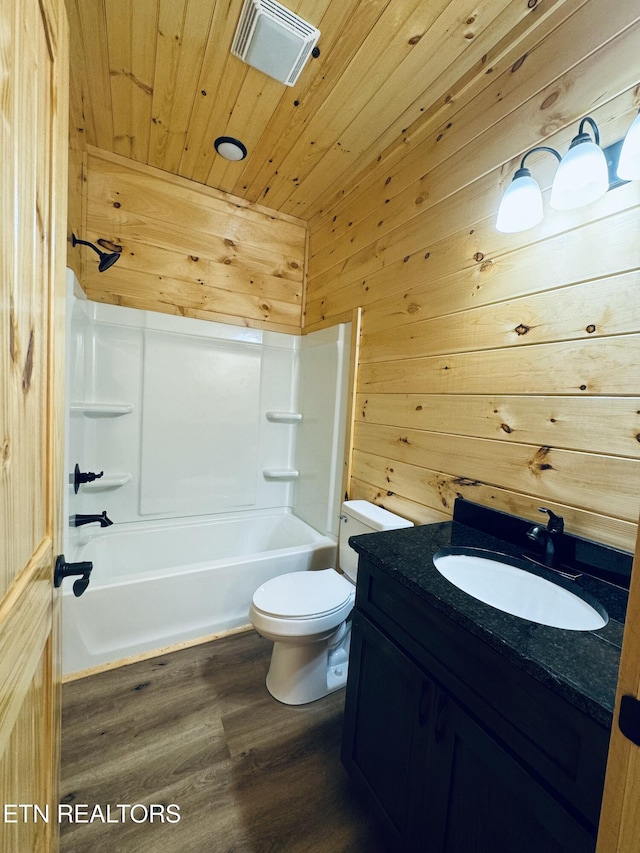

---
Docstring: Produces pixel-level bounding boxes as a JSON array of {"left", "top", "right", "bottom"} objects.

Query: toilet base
[{"left": 265, "top": 623, "right": 351, "bottom": 705}]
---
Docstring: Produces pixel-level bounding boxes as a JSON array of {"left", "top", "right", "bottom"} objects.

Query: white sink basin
[{"left": 433, "top": 550, "right": 607, "bottom": 631}]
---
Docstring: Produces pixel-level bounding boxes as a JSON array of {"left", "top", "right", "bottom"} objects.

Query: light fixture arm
[
  {"left": 519, "top": 146, "right": 562, "bottom": 170},
  {"left": 577, "top": 116, "right": 599, "bottom": 145}
]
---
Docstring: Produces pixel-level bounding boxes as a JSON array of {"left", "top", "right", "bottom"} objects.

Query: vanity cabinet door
[
  {"left": 422, "top": 690, "right": 596, "bottom": 853},
  {"left": 344, "top": 608, "right": 597, "bottom": 853},
  {"left": 342, "top": 611, "right": 432, "bottom": 849}
]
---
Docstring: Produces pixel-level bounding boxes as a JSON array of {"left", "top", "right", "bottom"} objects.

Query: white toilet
[{"left": 250, "top": 500, "right": 413, "bottom": 705}]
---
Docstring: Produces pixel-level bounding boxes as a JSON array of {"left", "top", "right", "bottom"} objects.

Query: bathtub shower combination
[
  {"left": 63, "top": 277, "right": 351, "bottom": 677},
  {"left": 63, "top": 511, "right": 336, "bottom": 675}
]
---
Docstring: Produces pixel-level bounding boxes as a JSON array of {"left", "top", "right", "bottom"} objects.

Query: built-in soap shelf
[
  {"left": 263, "top": 468, "right": 300, "bottom": 480},
  {"left": 70, "top": 401, "right": 133, "bottom": 417},
  {"left": 81, "top": 473, "right": 132, "bottom": 492},
  {"left": 265, "top": 411, "right": 303, "bottom": 423},
  {"left": 264, "top": 414, "right": 302, "bottom": 479}
]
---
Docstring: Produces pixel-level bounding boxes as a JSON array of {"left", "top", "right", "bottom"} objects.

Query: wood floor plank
[{"left": 61, "top": 630, "right": 384, "bottom": 853}]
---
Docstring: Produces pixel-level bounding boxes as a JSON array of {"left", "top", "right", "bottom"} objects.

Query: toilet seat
[
  {"left": 252, "top": 569, "right": 353, "bottom": 619},
  {"left": 249, "top": 500, "right": 412, "bottom": 704},
  {"left": 250, "top": 569, "right": 355, "bottom": 639}
]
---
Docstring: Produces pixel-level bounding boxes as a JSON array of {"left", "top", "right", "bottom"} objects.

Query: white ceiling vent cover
[{"left": 231, "top": 0, "right": 320, "bottom": 87}]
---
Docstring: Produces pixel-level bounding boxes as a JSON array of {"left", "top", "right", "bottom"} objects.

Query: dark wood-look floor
[{"left": 60, "top": 630, "right": 385, "bottom": 853}]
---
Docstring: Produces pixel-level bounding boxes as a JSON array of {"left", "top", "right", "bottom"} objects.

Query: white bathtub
[{"left": 61, "top": 511, "right": 337, "bottom": 676}]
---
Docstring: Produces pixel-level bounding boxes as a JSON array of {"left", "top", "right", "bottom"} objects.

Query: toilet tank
[{"left": 339, "top": 500, "right": 413, "bottom": 582}]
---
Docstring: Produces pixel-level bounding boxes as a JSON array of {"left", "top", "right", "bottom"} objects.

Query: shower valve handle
[
  {"left": 73, "top": 463, "right": 104, "bottom": 494},
  {"left": 54, "top": 555, "right": 93, "bottom": 597}
]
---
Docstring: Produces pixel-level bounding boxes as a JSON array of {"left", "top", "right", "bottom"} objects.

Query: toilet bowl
[{"left": 250, "top": 500, "right": 413, "bottom": 705}]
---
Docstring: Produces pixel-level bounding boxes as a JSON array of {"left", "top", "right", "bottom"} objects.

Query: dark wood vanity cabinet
[
  {"left": 342, "top": 559, "right": 609, "bottom": 853},
  {"left": 342, "top": 610, "right": 431, "bottom": 847}
]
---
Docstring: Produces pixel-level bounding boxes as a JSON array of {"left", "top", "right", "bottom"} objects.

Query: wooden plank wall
[
  {"left": 78, "top": 148, "right": 307, "bottom": 334},
  {"left": 306, "top": 0, "right": 640, "bottom": 551},
  {"left": 65, "top": 0, "right": 85, "bottom": 280}
]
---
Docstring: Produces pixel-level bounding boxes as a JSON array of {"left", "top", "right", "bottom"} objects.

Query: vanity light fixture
[
  {"left": 496, "top": 112, "right": 639, "bottom": 233},
  {"left": 495, "top": 147, "right": 561, "bottom": 233},
  {"left": 549, "top": 117, "right": 609, "bottom": 210},
  {"left": 214, "top": 136, "right": 248, "bottom": 161},
  {"left": 71, "top": 234, "right": 121, "bottom": 272},
  {"left": 617, "top": 109, "right": 640, "bottom": 180}
]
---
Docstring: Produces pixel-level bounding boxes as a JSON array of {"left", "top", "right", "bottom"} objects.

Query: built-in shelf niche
[
  {"left": 70, "top": 401, "right": 133, "bottom": 417},
  {"left": 81, "top": 473, "right": 132, "bottom": 491},
  {"left": 265, "top": 411, "right": 303, "bottom": 423},
  {"left": 263, "top": 468, "right": 300, "bottom": 480},
  {"left": 263, "top": 414, "right": 302, "bottom": 480}
]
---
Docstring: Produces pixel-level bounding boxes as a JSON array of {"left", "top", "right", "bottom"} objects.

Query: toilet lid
[{"left": 253, "top": 570, "right": 353, "bottom": 619}]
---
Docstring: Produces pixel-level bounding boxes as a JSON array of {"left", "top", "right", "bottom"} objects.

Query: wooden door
[
  {"left": 0, "top": 0, "right": 68, "bottom": 850},
  {"left": 596, "top": 521, "right": 640, "bottom": 852}
]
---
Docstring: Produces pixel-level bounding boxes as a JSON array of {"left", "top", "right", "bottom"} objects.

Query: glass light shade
[
  {"left": 495, "top": 170, "right": 544, "bottom": 233},
  {"left": 549, "top": 139, "right": 608, "bottom": 210},
  {"left": 617, "top": 111, "right": 640, "bottom": 180},
  {"left": 214, "top": 136, "right": 247, "bottom": 161}
]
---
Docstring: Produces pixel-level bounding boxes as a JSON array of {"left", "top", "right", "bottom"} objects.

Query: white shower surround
[{"left": 63, "top": 272, "right": 351, "bottom": 676}]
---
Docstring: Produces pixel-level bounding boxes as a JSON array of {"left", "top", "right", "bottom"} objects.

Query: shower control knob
[
  {"left": 54, "top": 555, "right": 93, "bottom": 597},
  {"left": 73, "top": 463, "right": 104, "bottom": 494}
]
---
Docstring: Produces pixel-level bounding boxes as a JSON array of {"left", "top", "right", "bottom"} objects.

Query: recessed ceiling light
[{"left": 214, "top": 136, "right": 248, "bottom": 161}]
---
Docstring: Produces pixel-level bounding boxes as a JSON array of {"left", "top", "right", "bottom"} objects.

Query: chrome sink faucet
[{"left": 526, "top": 507, "right": 564, "bottom": 568}]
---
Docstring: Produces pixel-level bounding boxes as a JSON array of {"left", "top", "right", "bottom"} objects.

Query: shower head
[
  {"left": 98, "top": 250, "right": 120, "bottom": 272},
  {"left": 71, "top": 233, "right": 121, "bottom": 272}
]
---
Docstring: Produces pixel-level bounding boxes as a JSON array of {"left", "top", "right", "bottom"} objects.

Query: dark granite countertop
[{"left": 349, "top": 520, "right": 628, "bottom": 729}]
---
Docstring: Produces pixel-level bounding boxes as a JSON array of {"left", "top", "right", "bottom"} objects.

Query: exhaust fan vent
[{"left": 231, "top": 0, "right": 320, "bottom": 87}]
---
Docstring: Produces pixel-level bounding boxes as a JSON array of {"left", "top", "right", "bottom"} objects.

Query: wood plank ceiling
[{"left": 66, "top": 0, "right": 557, "bottom": 221}]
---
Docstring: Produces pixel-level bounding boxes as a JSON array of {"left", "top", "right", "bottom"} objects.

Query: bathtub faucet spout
[{"left": 71, "top": 511, "right": 114, "bottom": 528}]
